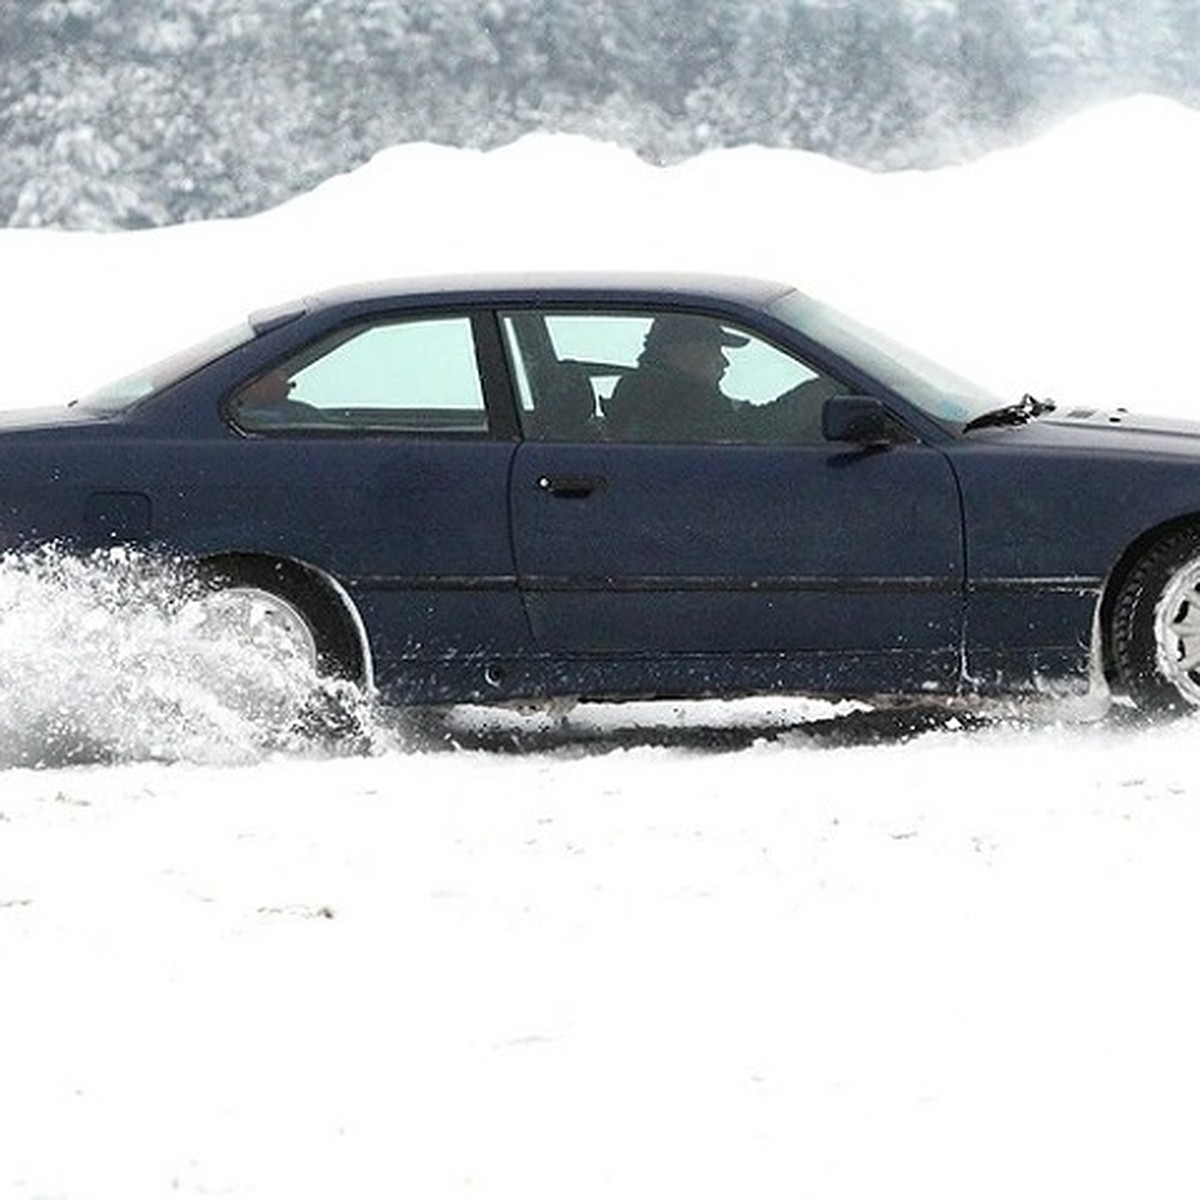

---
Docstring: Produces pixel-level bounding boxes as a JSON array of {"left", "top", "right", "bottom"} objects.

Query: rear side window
[{"left": 230, "top": 315, "right": 488, "bottom": 435}]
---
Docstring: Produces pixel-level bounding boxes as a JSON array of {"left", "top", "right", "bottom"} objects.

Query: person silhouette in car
[{"left": 604, "top": 314, "right": 749, "bottom": 442}]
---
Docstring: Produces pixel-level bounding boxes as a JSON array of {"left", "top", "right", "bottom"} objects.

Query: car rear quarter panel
[{"left": 0, "top": 425, "right": 533, "bottom": 676}]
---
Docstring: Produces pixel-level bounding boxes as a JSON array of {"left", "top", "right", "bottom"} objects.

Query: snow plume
[{"left": 0, "top": 547, "right": 372, "bottom": 767}]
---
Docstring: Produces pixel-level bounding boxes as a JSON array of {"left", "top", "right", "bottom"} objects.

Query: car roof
[{"left": 296, "top": 271, "right": 796, "bottom": 314}]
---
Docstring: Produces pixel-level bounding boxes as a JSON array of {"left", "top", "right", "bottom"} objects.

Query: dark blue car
[{"left": 4, "top": 272, "right": 1200, "bottom": 713}]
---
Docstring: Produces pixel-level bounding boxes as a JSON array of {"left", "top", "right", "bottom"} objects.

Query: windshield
[
  {"left": 767, "top": 290, "right": 1003, "bottom": 429},
  {"left": 75, "top": 320, "right": 257, "bottom": 415}
]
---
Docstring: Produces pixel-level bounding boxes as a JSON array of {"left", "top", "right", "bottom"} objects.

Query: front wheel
[{"left": 1111, "top": 529, "right": 1200, "bottom": 713}]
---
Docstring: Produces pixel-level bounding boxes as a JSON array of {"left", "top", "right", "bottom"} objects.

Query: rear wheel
[
  {"left": 192, "top": 556, "right": 364, "bottom": 683},
  {"left": 1111, "top": 529, "right": 1200, "bottom": 713},
  {"left": 193, "top": 583, "right": 320, "bottom": 671},
  {"left": 186, "top": 557, "right": 369, "bottom": 743}
]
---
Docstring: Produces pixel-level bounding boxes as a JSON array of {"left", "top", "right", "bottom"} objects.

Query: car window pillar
[{"left": 473, "top": 310, "right": 522, "bottom": 440}]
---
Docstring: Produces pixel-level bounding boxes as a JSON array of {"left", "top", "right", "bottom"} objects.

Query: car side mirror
[{"left": 822, "top": 395, "right": 898, "bottom": 447}]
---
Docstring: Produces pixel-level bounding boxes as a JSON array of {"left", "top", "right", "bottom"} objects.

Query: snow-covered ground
[{"left": 4, "top": 97, "right": 1200, "bottom": 1198}]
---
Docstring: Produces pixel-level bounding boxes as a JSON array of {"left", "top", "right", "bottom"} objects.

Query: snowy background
[
  {"left": 4, "top": 97, "right": 1200, "bottom": 1197},
  {"left": 6, "top": 0, "right": 1200, "bottom": 228}
]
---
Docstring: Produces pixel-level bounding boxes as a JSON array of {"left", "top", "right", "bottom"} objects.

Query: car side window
[
  {"left": 500, "top": 309, "right": 848, "bottom": 444},
  {"left": 230, "top": 315, "right": 488, "bottom": 435}
]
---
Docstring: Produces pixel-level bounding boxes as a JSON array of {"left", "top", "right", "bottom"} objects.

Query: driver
[{"left": 604, "top": 314, "right": 749, "bottom": 442}]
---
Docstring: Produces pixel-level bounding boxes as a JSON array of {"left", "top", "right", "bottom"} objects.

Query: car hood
[{"left": 969, "top": 407, "right": 1200, "bottom": 459}]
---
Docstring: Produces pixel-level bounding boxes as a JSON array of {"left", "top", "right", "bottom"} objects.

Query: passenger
[
  {"left": 235, "top": 370, "right": 323, "bottom": 427},
  {"left": 605, "top": 315, "right": 748, "bottom": 442}
]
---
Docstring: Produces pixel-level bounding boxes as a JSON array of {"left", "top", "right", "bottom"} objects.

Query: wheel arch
[
  {"left": 192, "top": 551, "right": 373, "bottom": 688},
  {"left": 1096, "top": 514, "right": 1200, "bottom": 689}
]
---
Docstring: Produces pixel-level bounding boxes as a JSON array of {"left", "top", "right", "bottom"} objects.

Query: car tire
[
  {"left": 1111, "top": 528, "right": 1200, "bottom": 713},
  {"left": 195, "top": 557, "right": 364, "bottom": 682},
  {"left": 191, "top": 557, "right": 371, "bottom": 744}
]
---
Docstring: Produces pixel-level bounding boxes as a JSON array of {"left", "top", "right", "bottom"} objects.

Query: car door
[{"left": 502, "top": 307, "right": 966, "bottom": 695}]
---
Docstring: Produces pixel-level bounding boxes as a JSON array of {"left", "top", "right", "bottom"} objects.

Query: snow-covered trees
[{"left": 2, "top": 0, "right": 1198, "bottom": 229}]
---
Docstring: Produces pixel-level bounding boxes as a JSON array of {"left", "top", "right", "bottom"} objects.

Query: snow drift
[{"left": 1, "top": 95, "right": 1197, "bottom": 418}]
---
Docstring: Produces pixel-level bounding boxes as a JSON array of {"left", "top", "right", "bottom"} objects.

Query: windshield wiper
[{"left": 963, "top": 392, "right": 1056, "bottom": 433}]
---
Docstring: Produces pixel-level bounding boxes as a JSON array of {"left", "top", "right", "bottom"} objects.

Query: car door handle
[{"left": 537, "top": 474, "right": 606, "bottom": 499}]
